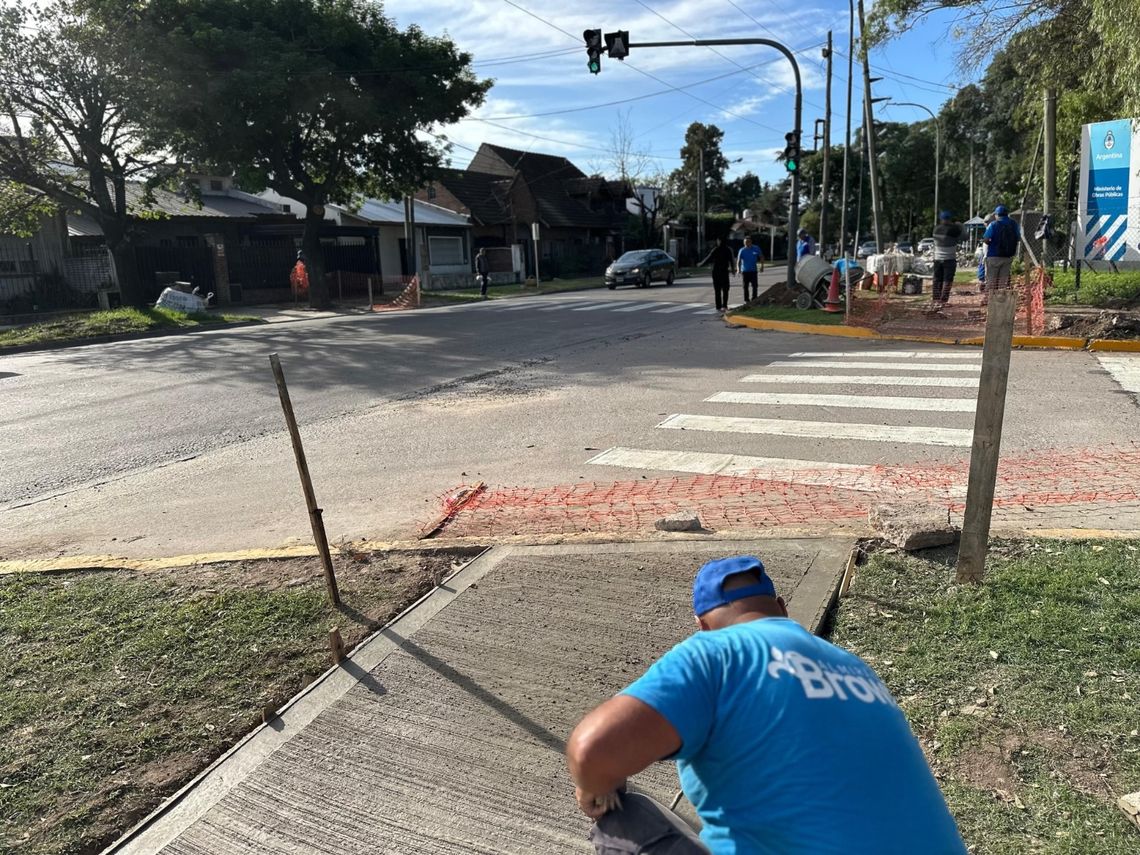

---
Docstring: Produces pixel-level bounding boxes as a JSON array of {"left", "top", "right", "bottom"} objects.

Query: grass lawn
[
  {"left": 831, "top": 541, "right": 1140, "bottom": 854},
  {"left": 1047, "top": 270, "right": 1140, "bottom": 308},
  {"left": 732, "top": 304, "right": 848, "bottom": 325},
  {"left": 0, "top": 550, "right": 465, "bottom": 855},
  {"left": 0, "top": 307, "right": 262, "bottom": 349}
]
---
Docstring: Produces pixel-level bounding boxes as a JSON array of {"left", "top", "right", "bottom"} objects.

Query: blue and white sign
[{"left": 1079, "top": 119, "right": 1140, "bottom": 263}]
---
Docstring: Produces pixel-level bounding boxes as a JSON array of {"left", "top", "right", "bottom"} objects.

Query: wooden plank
[
  {"left": 956, "top": 290, "right": 1017, "bottom": 583},
  {"left": 270, "top": 353, "right": 341, "bottom": 606}
]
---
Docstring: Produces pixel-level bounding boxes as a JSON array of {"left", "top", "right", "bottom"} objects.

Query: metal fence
[{"left": 0, "top": 243, "right": 108, "bottom": 315}]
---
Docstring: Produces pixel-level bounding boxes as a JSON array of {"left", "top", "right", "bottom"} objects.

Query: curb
[
  {"left": 724, "top": 313, "right": 1140, "bottom": 352},
  {"left": 0, "top": 319, "right": 266, "bottom": 356}
]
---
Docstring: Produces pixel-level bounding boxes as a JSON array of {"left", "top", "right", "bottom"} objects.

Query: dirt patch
[
  {"left": 954, "top": 741, "right": 1021, "bottom": 794},
  {"left": 0, "top": 547, "right": 475, "bottom": 855},
  {"left": 1047, "top": 309, "right": 1140, "bottom": 339}
]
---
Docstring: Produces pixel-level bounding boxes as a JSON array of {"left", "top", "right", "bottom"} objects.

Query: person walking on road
[
  {"left": 475, "top": 247, "right": 490, "bottom": 299},
  {"left": 931, "top": 210, "right": 964, "bottom": 307},
  {"left": 736, "top": 236, "right": 764, "bottom": 302},
  {"left": 699, "top": 236, "right": 736, "bottom": 312},
  {"left": 566, "top": 555, "right": 967, "bottom": 855},
  {"left": 982, "top": 205, "right": 1020, "bottom": 299}
]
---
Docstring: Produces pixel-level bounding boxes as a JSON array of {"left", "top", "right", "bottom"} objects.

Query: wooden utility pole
[
  {"left": 819, "top": 31, "right": 833, "bottom": 255},
  {"left": 269, "top": 353, "right": 341, "bottom": 605},
  {"left": 857, "top": 0, "right": 883, "bottom": 251},
  {"left": 955, "top": 290, "right": 1017, "bottom": 583}
]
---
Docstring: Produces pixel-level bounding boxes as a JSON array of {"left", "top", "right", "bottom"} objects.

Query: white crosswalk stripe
[
  {"left": 768, "top": 360, "right": 980, "bottom": 372},
  {"left": 706, "top": 391, "right": 976, "bottom": 412},
  {"left": 1097, "top": 355, "right": 1140, "bottom": 396},
  {"left": 571, "top": 302, "right": 631, "bottom": 311},
  {"left": 789, "top": 350, "right": 982, "bottom": 359},
  {"left": 741, "top": 374, "right": 980, "bottom": 387},
  {"left": 653, "top": 303, "right": 702, "bottom": 313},
  {"left": 613, "top": 302, "right": 653, "bottom": 312},
  {"left": 658, "top": 413, "right": 974, "bottom": 446}
]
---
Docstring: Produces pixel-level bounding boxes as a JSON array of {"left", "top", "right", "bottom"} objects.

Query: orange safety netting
[
  {"left": 845, "top": 268, "right": 1049, "bottom": 339},
  {"left": 424, "top": 444, "right": 1140, "bottom": 538}
]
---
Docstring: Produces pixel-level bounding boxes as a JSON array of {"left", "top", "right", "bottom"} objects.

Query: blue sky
[{"left": 384, "top": 0, "right": 978, "bottom": 186}]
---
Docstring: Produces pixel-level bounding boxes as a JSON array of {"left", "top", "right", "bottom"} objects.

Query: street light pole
[
  {"left": 891, "top": 101, "right": 940, "bottom": 228},
  {"left": 839, "top": 1, "right": 854, "bottom": 320},
  {"left": 628, "top": 36, "right": 803, "bottom": 293}
]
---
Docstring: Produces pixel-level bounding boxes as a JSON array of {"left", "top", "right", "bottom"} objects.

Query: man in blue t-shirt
[
  {"left": 567, "top": 555, "right": 966, "bottom": 855},
  {"left": 796, "top": 228, "right": 817, "bottom": 261},
  {"left": 982, "top": 204, "right": 1021, "bottom": 294},
  {"left": 736, "top": 236, "right": 764, "bottom": 302}
]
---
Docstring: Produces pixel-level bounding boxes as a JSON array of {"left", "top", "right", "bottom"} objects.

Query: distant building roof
[
  {"left": 339, "top": 198, "right": 470, "bottom": 227},
  {"left": 66, "top": 183, "right": 287, "bottom": 237}
]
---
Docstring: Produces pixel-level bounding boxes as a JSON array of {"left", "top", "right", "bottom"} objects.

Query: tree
[
  {"left": 128, "top": 0, "right": 490, "bottom": 308},
  {"left": 0, "top": 1, "right": 168, "bottom": 306},
  {"left": 603, "top": 110, "right": 663, "bottom": 247},
  {"left": 668, "top": 122, "right": 730, "bottom": 214}
]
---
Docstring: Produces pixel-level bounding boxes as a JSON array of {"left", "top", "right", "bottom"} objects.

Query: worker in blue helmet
[
  {"left": 931, "top": 210, "right": 963, "bottom": 308},
  {"left": 982, "top": 204, "right": 1021, "bottom": 297},
  {"left": 567, "top": 556, "right": 967, "bottom": 854}
]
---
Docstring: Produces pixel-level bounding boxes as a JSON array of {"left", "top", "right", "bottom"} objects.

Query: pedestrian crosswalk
[
  {"left": 461, "top": 297, "right": 718, "bottom": 316},
  {"left": 1098, "top": 355, "right": 1140, "bottom": 397},
  {"left": 587, "top": 348, "right": 985, "bottom": 482}
]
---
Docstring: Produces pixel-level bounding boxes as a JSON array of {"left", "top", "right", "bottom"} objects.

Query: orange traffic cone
[{"left": 824, "top": 267, "right": 843, "bottom": 313}]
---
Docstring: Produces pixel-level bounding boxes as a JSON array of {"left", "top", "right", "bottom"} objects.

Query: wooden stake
[
  {"left": 956, "top": 290, "right": 1017, "bottom": 583},
  {"left": 328, "top": 627, "right": 345, "bottom": 664},
  {"left": 269, "top": 353, "right": 341, "bottom": 605}
]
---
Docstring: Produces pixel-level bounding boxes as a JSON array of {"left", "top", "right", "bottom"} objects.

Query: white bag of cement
[{"left": 155, "top": 287, "right": 210, "bottom": 313}]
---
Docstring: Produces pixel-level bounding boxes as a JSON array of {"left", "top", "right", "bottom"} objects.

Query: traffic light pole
[{"left": 627, "top": 37, "right": 803, "bottom": 293}]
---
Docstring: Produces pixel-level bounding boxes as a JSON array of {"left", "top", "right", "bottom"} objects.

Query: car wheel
[
  {"left": 666, "top": 270, "right": 675, "bottom": 286},
  {"left": 642, "top": 272, "right": 652, "bottom": 288}
]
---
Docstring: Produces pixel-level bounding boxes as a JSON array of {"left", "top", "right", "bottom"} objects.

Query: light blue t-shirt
[
  {"left": 737, "top": 245, "right": 764, "bottom": 272},
  {"left": 622, "top": 619, "right": 966, "bottom": 855}
]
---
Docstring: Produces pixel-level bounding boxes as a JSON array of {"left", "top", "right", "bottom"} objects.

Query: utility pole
[
  {"left": 857, "top": 0, "right": 883, "bottom": 251},
  {"left": 819, "top": 31, "right": 833, "bottom": 256},
  {"left": 839, "top": 0, "right": 854, "bottom": 291},
  {"left": 969, "top": 142, "right": 975, "bottom": 221},
  {"left": 697, "top": 150, "right": 704, "bottom": 260},
  {"left": 1043, "top": 87, "right": 1057, "bottom": 266},
  {"left": 891, "top": 101, "right": 939, "bottom": 228},
  {"left": 403, "top": 195, "right": 417, "bottom": 277}
]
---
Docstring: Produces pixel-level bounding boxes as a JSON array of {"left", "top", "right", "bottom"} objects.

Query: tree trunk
[
  {"left": 108, "top": 240, "right": 145, "bottom": 308},
  {"left": 302, "top": 209, "right": 329, "bottom": 309}
]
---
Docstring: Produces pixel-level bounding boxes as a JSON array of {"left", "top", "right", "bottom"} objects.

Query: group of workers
[{"left": 701, "top": 207, "right": 1021, "bottom": 312}]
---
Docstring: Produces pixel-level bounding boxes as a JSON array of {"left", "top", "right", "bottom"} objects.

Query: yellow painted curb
[
  {"left": 724, "top": 314, "right": 877, "bottom": 338},
  {"left": 1011, "top": 335, "right": 1088, "bottom": 350},
  {"left": 1089, "top": 338, "right": 1140, "bottom": 353},
  {"left": 725, "top": 313, "right": 1126, "bottom": 352}
]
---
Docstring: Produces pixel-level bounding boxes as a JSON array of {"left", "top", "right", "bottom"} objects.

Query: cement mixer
[{"left": 793, "top": 255, "right": 834, "bottom": 310}]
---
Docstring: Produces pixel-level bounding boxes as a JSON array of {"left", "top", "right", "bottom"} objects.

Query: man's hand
[{"left": 575, "top": 785, "right": 624, "bottom": 819}]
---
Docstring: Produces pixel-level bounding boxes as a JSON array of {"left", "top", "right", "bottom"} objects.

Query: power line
[
  {"left": 496, "top": 0, "right": 785, "bottom": 132},
  {"left": 472, "top": 117, "right": 682, "bottom": 161},
  {"left": 465, "top": 61, "right": 789, "bottom": 121}
]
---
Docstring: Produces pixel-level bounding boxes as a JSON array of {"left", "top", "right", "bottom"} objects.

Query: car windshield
[{"left": 616, "top": 252, "right": 651, "bottom": 264}]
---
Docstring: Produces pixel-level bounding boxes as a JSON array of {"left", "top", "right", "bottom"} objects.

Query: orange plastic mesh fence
[{"left": 425, "top": 444, "right": 1140, "bottom": 538}]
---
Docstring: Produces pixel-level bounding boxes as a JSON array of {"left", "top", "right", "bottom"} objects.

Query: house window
[
  {"left": 177, "top": 236, "right": 199, "bottom": 248},
  {"left": 428, "top": 235, "right": 465, "bottom": 266},
  {"left": 281, "top": 204, "right": 291, "bottom": 213},
  {"left": 427, "top": 185, "right": 437, "bottom": 199},
  {"left": 209, "top": 179, "right": 224, "bottom": 192}
]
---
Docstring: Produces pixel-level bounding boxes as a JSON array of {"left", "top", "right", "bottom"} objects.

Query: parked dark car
[{"left": 604, "top": 250, "right": 676, "bottom": 289}]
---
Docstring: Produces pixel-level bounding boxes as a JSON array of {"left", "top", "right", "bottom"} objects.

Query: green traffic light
[
  {"left": 588, "top": 59, "right": 600, "bottom": 74},
  {"left": 786, "top": 159, "right": 797, "bottom": 172}
]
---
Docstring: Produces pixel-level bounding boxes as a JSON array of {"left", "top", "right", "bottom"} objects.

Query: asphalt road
[{"left": 3, "top": 270, "right": 1139, "bottom": 559}]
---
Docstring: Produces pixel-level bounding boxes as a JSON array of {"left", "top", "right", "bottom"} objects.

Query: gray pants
[
  {"left": 589, "top": 793, "right": 710, "bottom": 855},
  {"left": 985, "top": 256, "right": 1013, "bottom": 291}
]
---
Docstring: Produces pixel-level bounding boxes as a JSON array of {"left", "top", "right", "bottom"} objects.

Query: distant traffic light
[
  {"left": 604, "top": 30, "right": 630, "bottom": 60},
  {"left": 583, "top": 29, "right": 603, "bottom": 74},
  {"left": 783, "top": 131, "right": 800, "bottom": 173}
]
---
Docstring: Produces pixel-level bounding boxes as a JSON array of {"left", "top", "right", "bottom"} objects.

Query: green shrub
[{"left": 1047, "top": 268, "right": 1140, "bottom": 306}]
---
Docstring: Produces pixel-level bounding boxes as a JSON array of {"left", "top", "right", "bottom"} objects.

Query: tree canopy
[{"left": 125, "top": 0, "right": 490, "bottom": 307}]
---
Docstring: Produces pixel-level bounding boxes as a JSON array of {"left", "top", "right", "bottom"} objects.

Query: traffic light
[
  {"left": 783, "top": 131, "right": 800, "bottom": 174},
  {"left": 584, "top": 29, "right": 603, "bottom": 74},
  {"left": 604, "top": 30, "right": 630, "bottom": 60}
]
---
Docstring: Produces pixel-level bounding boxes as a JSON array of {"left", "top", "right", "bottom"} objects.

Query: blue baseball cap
[
  {"left": 692, "top": 555, "right": 777, "bottom": 617},
  {"left": 939, "top": 210, "right": 952, "bottom": 220},
  {"left": 994, "top": 204, "right": 1008, "bottom": 216}
]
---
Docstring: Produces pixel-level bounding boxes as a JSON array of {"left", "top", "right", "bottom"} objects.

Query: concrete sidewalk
[{"left": 107, "top": 538, "right": 850, "bottom": 855}]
